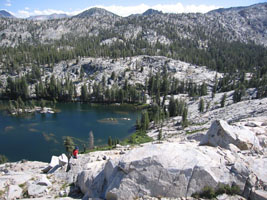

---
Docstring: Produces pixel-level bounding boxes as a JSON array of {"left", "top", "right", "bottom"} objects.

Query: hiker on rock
[{"left": 72, "top": 146, "right": 79, "bottom": 159}]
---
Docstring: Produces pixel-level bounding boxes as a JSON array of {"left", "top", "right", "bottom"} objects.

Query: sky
[{"left": 1, "top": 0, "right": 266, "bottom": 18}]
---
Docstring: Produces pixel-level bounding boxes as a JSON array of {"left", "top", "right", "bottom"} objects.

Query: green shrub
[
  {"left": 0, "top": 154, "right": 8, "bottom": 164},
  {"left": 192, "top": 184, "right": 240, "bottom": 199},
  {"left": 201, "top": 186, "right": 216, "bottom": 198}
]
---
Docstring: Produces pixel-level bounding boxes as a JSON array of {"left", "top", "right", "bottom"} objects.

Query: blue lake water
[{"left": 0, "top": 103, "right": 140, "bottom": 162}]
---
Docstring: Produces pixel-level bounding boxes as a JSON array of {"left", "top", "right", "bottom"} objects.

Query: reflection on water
[
  {"left": 4, "top": 126, "right": 15, "bottom": 132},
  {"left": 28, "top": 128, "right": 40, "bottom": 133},
  {"left": 115, "top": 111, "right": 129, "bottom": 115},
  {"left": 28, "top": 123, "right": 39, "bottom": 127},
  {"left": 0, "top": 102, "right": 139, "bottom": 162},
  {"left": 42, "top": 132, "right": 58, "bottom": 144}
]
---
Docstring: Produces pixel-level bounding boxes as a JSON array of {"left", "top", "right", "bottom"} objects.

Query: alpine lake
[{"left": 0, "top": 102, "right": 140, "bottom": 162}]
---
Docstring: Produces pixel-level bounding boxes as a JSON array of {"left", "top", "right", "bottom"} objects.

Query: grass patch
[
  {"left": 0, "top": 190, "right": 5, "bottom": 197},
  {"left": 19, "top": 182, "right": 30, "bottom": 198},
  {"left": 83, "top": 130, "right": 152, "bottom": 154},
  {"left": 19, "top": 183, "right": 27, "bottom": 188},
  {"left": 83, "top": 145, "right": 113, "bottom": 154},
  {"left": 192, "top": 184, "right": 240, "bottom": 199},
  {"left": 60, "top": 182, "right": 69, "bottom": 190},
  {"left": 121, "top": 130, "right": 153, "bottom": 145},
  {"left": 186, "top": 128, "right": 208, "bottom": 135},
  {"left": 189, "top": 122, "right": 207, "bottom": 126}
]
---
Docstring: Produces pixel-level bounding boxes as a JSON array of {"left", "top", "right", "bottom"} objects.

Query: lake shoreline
[{"left": 0, "top": 101, "right": 141, "bottom": 162}]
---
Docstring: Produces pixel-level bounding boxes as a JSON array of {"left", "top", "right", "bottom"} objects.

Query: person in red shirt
[{"left": 72, "top": 146, "right": 79, "bottom": 159}]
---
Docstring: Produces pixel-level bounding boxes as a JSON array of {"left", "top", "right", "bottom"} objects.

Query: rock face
[
  {"left": 76, "top": 120, "right": 267, "bottom": 200},
  {"left": 105, "top": 143, "right": 235, "bottom": 199},
  {"left": 76, "top": 142, "right": 265, "bottom": 200},
  {"left": 200, "top": 120, "right": 261, "bottom": 151}
]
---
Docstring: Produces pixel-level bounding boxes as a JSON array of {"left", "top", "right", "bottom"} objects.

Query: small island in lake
[
  {"left": 97, "top": 118, "right": 119, "bottom": 124},
  {"left": 9, "top": 106, "right": 56, "bottom": 115}
]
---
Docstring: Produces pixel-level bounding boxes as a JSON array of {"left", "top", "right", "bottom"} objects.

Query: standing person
[{"left": 72, "top": 146, "right": 79, "bottom": 159}]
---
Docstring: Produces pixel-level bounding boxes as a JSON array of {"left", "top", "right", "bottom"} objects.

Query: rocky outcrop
[
  {"left": 200, "top": 120, "right": 261, "bottom": 151},
  {"left": 0, "top": 117, "right": 266, "bottom": 200},
  {"left": 103, "top": 143, "right": 238, "bottom": 199},
  {"left": 0, "top": 55, "right": 220, "bottom": 98},
  {"left": 42, "top": 153, "right": 68, "bottom": 173},
  {"left": 0, "top": 156, "right": 80, "bottom": 200},
  {"left": 74, "top": 120, "right": 266, "bottom": 200}
]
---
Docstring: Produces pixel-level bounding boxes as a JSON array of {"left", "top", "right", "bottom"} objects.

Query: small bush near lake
[{"left": 0, "top": 154, "right": 8, "bottom": 164}]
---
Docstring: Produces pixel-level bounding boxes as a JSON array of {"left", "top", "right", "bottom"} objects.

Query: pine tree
[
  {"left": 182, "top": 106, "right": 188, "bottom": 128},
  {"left": 168, "top": 95, "right": 177, "bottom": 117},
  {"left": 102, "top": 75, "right": 106, "bottom": 87},
  {"left": 80, "top": 67, "right": 84, "bottom": 80},
  {"left": 233, "top": 84, "right": 246, "bottom": 103},
  {"left": 158, "top": 129, "right": 162, "bottom": 142},
  {"left": 212, "top": 74, "right": 218, "bottom": 98},
  {"left": 20, "top": 77, "right": 29, "bottom": 100},
  {"left": 81, "top": 84, "right": 88, "bottom": 101},
  {"left": 17, "top": 96, "right": 25, "bottom": 109},
  {"left": 199, "top": 98, "right": 205, "bottom": 112},
  {"left": 108, "top": 136, "right": 112, "bottom": 147},
  {"left": 136, "top": 117, "right": 141, "bottom": 130},
  {"left": 200, "top": 82, "right": 207, "bottom": 96},
  {"left": 221, "top": 93, "right": 227, "bottom": 107},
  {"left": 64, "top": 136, "right": 75, "bottom": 156},
  {"left": 89, "top": 131, "right": 94, "bottom": 149},
  {"left": 206, "top": 101, "right": 211, "bottom": 111},
  {"left": 40, "top": 99, "right": 46, "bottom": 109},
  {"left": 141, "top": 110, "right": 150, "bottom": 131},
  {"left": 111, "top": 71, "right": 116, "bottom": 80}
]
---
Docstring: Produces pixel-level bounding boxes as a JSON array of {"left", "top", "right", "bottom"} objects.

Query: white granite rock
[
  {"left": 76, "top": 142, "right": 254, "bottom": 199},
  {"left": 103, "top": 142, "right": 244, "bottom": 199},
  {"left": 200, "top": 120, "right": 261, "bottom": 151},
  {"left": 36, "top": 175, "right": 52, "bottom": 187},
  {"left": 7, "top": 185, "right": 22, "bottom": 200},
  {"left": 27, "top": 183, "right": 48, "bottom": 197},
  {"left": 250, "top": 190, "right": 267, "bottom": 200}
]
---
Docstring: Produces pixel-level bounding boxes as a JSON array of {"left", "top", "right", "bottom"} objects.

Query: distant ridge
[
  {"left": 27, "top": 13, "right": 69, "bottom": 21},
  {"left": 142, "top": 9, "right": 163, "bottom": 16},
  {"left": 0, "top": 10, "right": 15, "bottom": 18},
  {"left": 73, "top": 7, "right": 118, "bottom": 18},
  {"left": 208, "top": 2, "right": 267, "bottom": 13}
]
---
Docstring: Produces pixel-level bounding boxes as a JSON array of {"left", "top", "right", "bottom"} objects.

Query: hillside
[
  {"left": 0, "top": 3, "right": 267, "bottom": 199},
  {"left": 0, "top": 94, "right": 266, "bottom": 199},
  {"left": 0, "top": 3, "right": 266, "bottom": 47},
  {"left": 0, "top": 10, "right": 15, "bottom": 18}
]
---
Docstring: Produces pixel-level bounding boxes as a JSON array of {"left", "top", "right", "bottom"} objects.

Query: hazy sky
[{"left": 1, "top": 0, "right": 266, "bottom": 18}]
